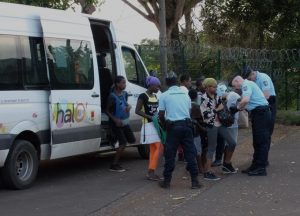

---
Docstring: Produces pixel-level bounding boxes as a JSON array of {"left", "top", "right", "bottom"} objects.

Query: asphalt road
[{"left": 0, "top": 125, "right": 299, "bottom": 216}]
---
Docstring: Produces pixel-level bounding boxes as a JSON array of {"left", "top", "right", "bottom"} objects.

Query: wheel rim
[{"left": 15, "top": 150, "right": 33, "bottom": 181}]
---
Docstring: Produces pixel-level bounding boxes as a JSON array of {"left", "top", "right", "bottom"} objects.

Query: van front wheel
[
  {"left": 1, "top": 140, "right": 39, "bottom": 190},
  {"left": 137, "top": 145, "right": 149, "bottom": 159}
]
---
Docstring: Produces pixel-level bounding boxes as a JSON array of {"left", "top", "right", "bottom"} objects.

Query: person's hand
[
  {"left": 114, "top": 119, "right": 123, "bottom": 127},
  {"left": 216, "top": 103, "right": 224, "bottom": 112},
  {"left": 230, "top": 106, "right": 239, "bottom": 114},
  {"left": 125, "top": 104, "right": 132, "bottom": 113}
]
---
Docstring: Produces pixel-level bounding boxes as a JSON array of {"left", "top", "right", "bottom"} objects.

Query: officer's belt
[
  {"left": 166, "top": 118, "right": 191, "bottom": 127},
  {"left": 251, "top": 106, "right": 270, "bottom": 114}
]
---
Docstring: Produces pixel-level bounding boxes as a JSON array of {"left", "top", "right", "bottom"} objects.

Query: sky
[{"left": 97, "top": 1, "right": 159, "bottom": 44}]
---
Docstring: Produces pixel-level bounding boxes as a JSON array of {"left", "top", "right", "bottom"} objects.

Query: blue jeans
[
  {"left": 163, "top": 121, "right": 198, "bottom": 182},
  {"left": 251, "top": 106, "right": 271, "bottom": 168}
]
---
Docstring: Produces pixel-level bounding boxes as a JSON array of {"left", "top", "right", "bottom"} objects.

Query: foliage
[
  {"left": 200, "top": 0, "right": 300, "bottom": 49},
  {"left": 276, "top": 110, "right": 300, "bottom": 125}
]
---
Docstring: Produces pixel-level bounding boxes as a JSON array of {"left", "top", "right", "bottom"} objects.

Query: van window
[
  {"left": 122, "top": 47, "right": 146, "bottom": 87},
  {"left": 21, "top": 37, "right": 48, "bottom": 88},
  {"left": 0, "top": 35, "right": 22, "bottom": 90},
  {"left": 45, "top": 38, "right": 94, "bottom": 90}
]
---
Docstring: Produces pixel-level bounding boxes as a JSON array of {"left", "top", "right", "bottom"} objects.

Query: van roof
[{"left": 0, "top": 2, "right": 111, "bottom": 24}]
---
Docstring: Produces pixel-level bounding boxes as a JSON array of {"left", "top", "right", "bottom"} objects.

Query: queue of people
[{"left": 105, "top": 67, "right": 276, "bottom": 189}]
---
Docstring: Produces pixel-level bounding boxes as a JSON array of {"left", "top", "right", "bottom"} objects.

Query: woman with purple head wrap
[{"left": 136, "top": 76, "right": 163, "bottom": 181}]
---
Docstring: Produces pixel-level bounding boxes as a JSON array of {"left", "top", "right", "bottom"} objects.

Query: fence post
[
  {"left": 285, "top": 70, "right": 288, "bottom": 110},
  {"left": 217, "top": 49, "right": 221, "bottom": 80},
  {"left": 297, "top": 83, "right": 300, "bottom": 111}
]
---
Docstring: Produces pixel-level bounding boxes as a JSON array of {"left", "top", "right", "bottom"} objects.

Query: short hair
[
  {"left": 180, "top": 74, "right": 191, "bottom": 83},
  {"left": 242, "top": 66, "right": 253, "bottom": 78},
  {"left": 228, "top": 73, "right": 240, "bottom": 87},
  {"left": 188, "top": 89, "right": 198, "bottom": 101},
  {"left": 114, "top": 75, "right": 125, "bottom": 84},
  {"left": 195, "top": 77, "right": 205, "bottom": 87}
]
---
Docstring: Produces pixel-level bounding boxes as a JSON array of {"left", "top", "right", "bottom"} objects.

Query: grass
[{"left": 276, "top": 110, "right": 300, "bottom": 126}]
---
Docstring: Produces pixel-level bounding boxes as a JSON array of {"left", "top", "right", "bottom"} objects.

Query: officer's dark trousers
[
  {"left": 164, "top": 121, "right": 198, "bottom": 182},
  {"left": 268, "top": 96, "right": 277, "bottom": 136},
  {"left": 251, "top": 106, "right": 271, "bottom": 168}
]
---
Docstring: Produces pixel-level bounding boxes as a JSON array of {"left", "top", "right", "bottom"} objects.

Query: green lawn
[{"left": 276, "top": 110, "right": 300, "bottom": 126}]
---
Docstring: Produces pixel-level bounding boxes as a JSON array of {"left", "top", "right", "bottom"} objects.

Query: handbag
[
  {"left": 217, "top": 101, "right": 235, "bottom": 127},
  {"left": 140, "top": 121, "right": 161, "bottom": 144}
]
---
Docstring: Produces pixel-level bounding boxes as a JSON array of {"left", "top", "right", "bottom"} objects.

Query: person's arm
[
  {"left": 158, "top": 94, "right": 166, "bottom": 125},
  {"left": 135, "top": 94, "right": 152, "bottom": 120},
  {"left": 260, "top": 78, "right": 271, "bottom": 99},
  {"left": 237, "top": 96, "right": 250, "bottom": 111},
  {"left": 105, "top": 95, "right": 123, "bottom": 127}
]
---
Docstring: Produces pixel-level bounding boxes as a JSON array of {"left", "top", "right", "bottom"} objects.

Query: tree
[
  {"left": 4, "top": 0, "right": 105, "bottom": 14},
  {"left": 200, "top": 0, "right": 300, "bottom": 49},
  {"left": 122, "top": 0, "right": 202, "bottom": 74},
  {"left": 121, "top": 0, "right": 201, "bottom": 40}
]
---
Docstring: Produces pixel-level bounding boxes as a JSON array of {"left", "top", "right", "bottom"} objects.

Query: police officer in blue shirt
[
  {"left": 231, "top": 75, "right": 271, "bottom": 176},
  {"left": 158, "top": 72, "right": 201, "bottom": 189},
  {"left": 243, "top": 67, "right": 276, "bottom": 136}
]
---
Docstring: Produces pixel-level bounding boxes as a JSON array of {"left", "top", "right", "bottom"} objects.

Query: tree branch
[
  {"left": 166, "top": 0, "right": 186, "bottom": 37},
  {"left": 121, "top": 0, "right": 153, "bottom": 22},
  {"left": 122, "top": 0, "right": 159, "bottom": 29}
]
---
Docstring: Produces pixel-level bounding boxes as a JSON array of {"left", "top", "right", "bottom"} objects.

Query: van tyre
[
  {"left": 137, "top": 145, "right": 149, "bottom": 159},
  {"left": 1, "top": 140, "right": 38, "bottom": 190}
]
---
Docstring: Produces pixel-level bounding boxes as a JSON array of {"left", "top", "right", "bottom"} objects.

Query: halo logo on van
[{"left": 52, "top": 102, "right": 87, "bottom": 128}]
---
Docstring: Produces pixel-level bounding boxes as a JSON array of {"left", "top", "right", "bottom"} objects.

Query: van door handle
[
  {"left": 127, "top": 93, "right": 133, "bottom": 97},
  {"left": 91, "top": 92, "right": 100, "bottom": 98}
]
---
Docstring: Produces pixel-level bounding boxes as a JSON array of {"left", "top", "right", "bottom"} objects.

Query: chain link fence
[{"left": 136, "top": 41, "right": 300, "bottom": 110}]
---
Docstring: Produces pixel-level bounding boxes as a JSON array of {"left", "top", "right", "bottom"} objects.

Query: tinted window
[
  {"left": 45, "top": 38, "right": 94, "bottom": 90},
  {"left": 122, "top": 47, "right": 146, "bottom": 87},
  {"left": 21, "top": 37, "right": 48, "bottom": 88},
  {"left": 0, "top": 35, "right": 22, "bottom": 90}
]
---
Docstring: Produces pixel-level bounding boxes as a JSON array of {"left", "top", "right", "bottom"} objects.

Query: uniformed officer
[
  {"left": 231, "top": 75, "right": 271, "bottom": 176},
  {"left": 243, "top": 67, "right": 276, "bottom": 136},
  {"left": 158, "top": 72, "right": 201, "bottom": 189}
]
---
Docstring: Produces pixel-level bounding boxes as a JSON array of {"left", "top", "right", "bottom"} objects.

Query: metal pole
[
  {"left": 159, "top": 0, "right": 168, "bottom": 88},
  {"left": 285, "top": 70, "right": 288, "bottom": 110},
  {"left": 297, "top": 83, "right": 300, "bottom": 111},
  {"left": 217, "top": 49, "right": 221, "bottom": 80}
]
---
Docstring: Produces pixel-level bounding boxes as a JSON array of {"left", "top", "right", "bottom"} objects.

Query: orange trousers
[{"left": 148, "top": 142, "right": 163, "bottom": 170}]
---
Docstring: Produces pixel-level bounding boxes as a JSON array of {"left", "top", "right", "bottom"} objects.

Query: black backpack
[{"left": 217, "top": 101, "right": 235, "bottom": 127}]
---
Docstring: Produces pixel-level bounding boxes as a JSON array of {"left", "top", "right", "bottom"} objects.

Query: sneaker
[
  {"left": 222, "top": 163, "right": 238, "bottom": 174},
  {"left": 109, "top": 164, "right": 126, "bottom": 172},
  {"left": 212, "top": 160, "right": 222, "bottom": 167},
  {"left": 241, "top": 164, "right": 256, "bottom": 174},
  {"left": 248, "top": 167, "right": 267, "bottom": 176},
  {"left": 204, "top": 172, "right": 221, "bottom": 181},
  {"left": 159, "top": 180, "right": 170, "bottom": 189},
  {"left": 147, "top": 174, "right": 161, "bottom": 181},
  {"left": 191, "top": 179, "right": 202, "bottom": 189}
]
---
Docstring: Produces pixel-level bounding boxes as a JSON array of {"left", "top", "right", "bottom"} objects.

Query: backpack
[{"left": 217, "top": 101, "right": 234, "bottom": 127}]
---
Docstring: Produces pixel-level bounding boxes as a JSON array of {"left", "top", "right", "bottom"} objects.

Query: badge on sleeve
[
  {"left": 243, "top": 86, "right": 248, "bottom": 91},
  {"left": 263, "top": 81, "right": 268, "bottom": 86}
]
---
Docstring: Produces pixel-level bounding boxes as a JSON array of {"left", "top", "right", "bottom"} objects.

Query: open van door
[
  {"left": 118, "top": 42, "right": 149, "bottom": 142},
  {"left": 40, "top": 14, "right": 102, "bottom": 159}
]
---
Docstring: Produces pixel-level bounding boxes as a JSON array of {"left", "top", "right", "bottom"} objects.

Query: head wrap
[{"left": 146, "top": 76, "right": 161, "bottom": 87}]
